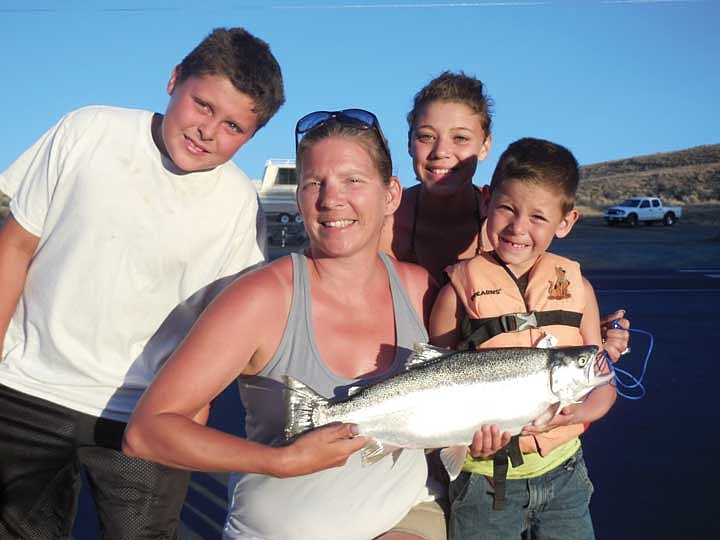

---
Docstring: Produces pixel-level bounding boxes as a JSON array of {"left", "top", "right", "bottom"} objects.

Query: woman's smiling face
[{"left": 297, "top": 136, "right": 400, "bottom": 258}]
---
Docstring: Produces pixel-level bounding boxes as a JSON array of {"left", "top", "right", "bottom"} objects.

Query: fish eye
[{"left": 578, "top": 355, "right": 588, "bottom": 367}]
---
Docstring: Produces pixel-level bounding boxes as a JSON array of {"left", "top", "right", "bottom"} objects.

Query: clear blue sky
[{"left": 1, "top": 0, "right": 718, "bottom": 186}]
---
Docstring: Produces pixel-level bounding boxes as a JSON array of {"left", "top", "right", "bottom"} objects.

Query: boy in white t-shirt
[{"left": 0, "top": 27, "right": 284, "bottom": 539}]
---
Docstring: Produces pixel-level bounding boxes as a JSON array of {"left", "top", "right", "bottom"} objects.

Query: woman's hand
[
  {"left": 468, "top": 424, "right": 511, "bottom": 459},
  {"left": 276, "top": 423, "right": 368, "bottom": 478}
]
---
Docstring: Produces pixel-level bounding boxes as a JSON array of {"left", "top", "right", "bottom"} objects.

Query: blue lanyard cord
[{"left": 604, "top": 326, "right": 654, "bottom": 400}]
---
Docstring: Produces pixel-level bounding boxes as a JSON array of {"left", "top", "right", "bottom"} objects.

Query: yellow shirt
[{"left": 462, "top": 438, "right": 580, "bottom": 479}]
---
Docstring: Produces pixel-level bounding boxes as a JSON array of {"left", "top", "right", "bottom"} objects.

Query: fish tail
[{"left": 284, "top": 375, "right": 328, "bottom": 441}]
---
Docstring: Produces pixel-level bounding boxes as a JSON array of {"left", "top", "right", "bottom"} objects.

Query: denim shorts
[
  {"left": 0, "top": 384, "right": 190, "bottom": 540},
  {"left": 448, "top": 449, "right": 595, "bottom": 540}
]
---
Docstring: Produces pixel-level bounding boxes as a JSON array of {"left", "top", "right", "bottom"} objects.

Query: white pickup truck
[
  {"left": 603, "top": 197, "right": 682, "bottom": 227},
  {"left": 254, "top": 159, "right": 307, "bottom": 253}
]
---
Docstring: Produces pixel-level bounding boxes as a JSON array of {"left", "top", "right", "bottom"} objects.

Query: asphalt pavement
[{"left": 585, "top": 268, "right": 720, "bottom": 539}]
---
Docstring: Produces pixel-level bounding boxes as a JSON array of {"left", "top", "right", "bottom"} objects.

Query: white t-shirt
[{"left": 0, "top": 106, "right": 265, "bottom": 422}]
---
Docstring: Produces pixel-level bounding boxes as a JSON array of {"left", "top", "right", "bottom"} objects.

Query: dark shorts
[{"left": 0, "top": 384, "right": 190, "bottom": 540}]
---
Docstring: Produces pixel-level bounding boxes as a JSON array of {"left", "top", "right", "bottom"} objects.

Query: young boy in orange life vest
[{"left": 430, "top": 137, "right": 616, "bottom": 540}]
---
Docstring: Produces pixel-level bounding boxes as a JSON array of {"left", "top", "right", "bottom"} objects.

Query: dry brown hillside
[{"left": 576, "top": 143, "right": 720, "bottom": 224}]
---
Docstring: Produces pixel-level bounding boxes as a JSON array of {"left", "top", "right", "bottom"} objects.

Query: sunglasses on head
[{"left": 294, "top": 108, "right": 392, "bottom": 170}]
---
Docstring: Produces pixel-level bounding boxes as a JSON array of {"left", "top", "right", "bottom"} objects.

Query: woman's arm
[{"left": 123, "top": 262, "right": 366, "bottom": 477}]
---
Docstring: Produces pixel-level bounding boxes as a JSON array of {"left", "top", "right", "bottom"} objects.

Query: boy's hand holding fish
[
  {"left": 468, "top": 424, "right": 511, "bottom": 459},
  {"left": 600, "top": 309, "right": 631, "bottom": 362}
]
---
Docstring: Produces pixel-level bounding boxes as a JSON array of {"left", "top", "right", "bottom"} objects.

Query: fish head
[{"left": 550, "top": 346, "right": 614, "bottom": 404}]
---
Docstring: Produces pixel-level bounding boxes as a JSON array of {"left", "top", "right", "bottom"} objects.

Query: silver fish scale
[
  {"left": 334, "top": 347, "right": 553, "bottom": 406},
  {"left": 288, "top": 345, "right": 605, "bottom": 450},
  {"left": 440, "top": 348, "right": 551, "bottom": 383},
  {"left": 317, "top": 347, "right": 562, "bottom": 447}
]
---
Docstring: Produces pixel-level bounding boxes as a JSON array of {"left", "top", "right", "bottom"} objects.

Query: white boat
[{"left": 254, "top": 159, "right": 307, "bottom": 254}]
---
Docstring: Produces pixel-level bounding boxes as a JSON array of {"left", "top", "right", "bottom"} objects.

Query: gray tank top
[{"left": 224, "top": 252, "right": 430, "bottom": 540}]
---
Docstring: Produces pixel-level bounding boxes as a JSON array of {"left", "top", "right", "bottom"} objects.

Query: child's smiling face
[
  {"left": 409, "top": 101, "right": 491, "bottom": 196},
  {"left": 485, "top": 179, "right": 578, "bottom": 276},
  {"left": 159, "top": 68, "right": 259, "bottom": 173}
]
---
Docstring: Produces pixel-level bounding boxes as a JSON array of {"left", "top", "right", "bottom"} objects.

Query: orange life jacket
[
  {"left": 445, "top": 251, "right": 587, "bottom": 456},
  {"left": 446, "top": 251, "right": 585, "bottom": 349}
]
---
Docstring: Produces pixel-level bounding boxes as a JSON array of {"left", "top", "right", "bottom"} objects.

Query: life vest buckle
[{"left": 499, "top": 312, "right": 538, "bottom": 332}]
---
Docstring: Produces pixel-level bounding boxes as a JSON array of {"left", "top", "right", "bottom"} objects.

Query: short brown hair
[
  {"left": 178, "top": 27, "right": 285, "bottom": 129},
  {"left": 490, "top": 137, "right": 579, "bottom": 214},
  {"left": 407, "top": 71, "right": 493, "bottom": 141}
]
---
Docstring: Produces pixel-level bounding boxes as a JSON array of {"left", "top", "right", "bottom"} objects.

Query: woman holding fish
[{"left": 124, "top": 110, "right": 447, "bottom": 539}]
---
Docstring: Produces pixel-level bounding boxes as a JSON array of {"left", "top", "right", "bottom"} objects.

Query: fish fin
[
  {"left": 283, "top": 376, "right": 328, "bottom": 441},
  {"left": 533, "top": 402, "right": 561, "bottom": 428},
  {"left": 404, "top": 342, "right": 452, "bottom": 370},
  {"left": 361, "top": 439, "right": 401, "bottom": 465},
  {"left": 440, "top": 445, "right": 469, "bottom": 481}
]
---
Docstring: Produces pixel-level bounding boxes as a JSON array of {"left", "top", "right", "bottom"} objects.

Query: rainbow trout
[{"left": 284, "top": 344, "right": 612, "bottom": 478}]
